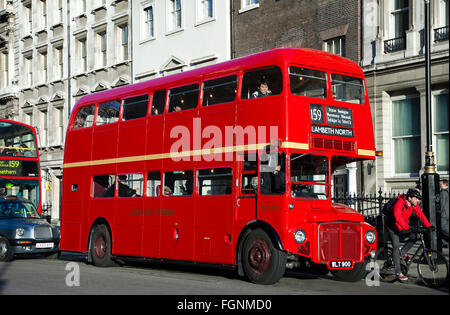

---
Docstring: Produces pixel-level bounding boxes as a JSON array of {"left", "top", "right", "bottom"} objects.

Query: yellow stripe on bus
[{"left": 62, "top": 142, "right": 377, "bottom": 169}]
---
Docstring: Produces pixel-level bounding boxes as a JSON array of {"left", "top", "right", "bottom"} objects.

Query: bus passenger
[
  {"left": 164, "top": 186, "right": 173, "bottom": 196},
  {"left": 2, "top": 141, "right": 15, "bottom": 157},
  {"left": 118, "top": 175, "right": 137, "bottom": 197},
  {"left": 73, "top": 114, "right": 86, "bottom": 129},
  {"left": 252, "top": 79, "right": 272, "bottom": 98}
]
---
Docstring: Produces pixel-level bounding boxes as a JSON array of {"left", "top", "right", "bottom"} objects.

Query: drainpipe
[{"left": 66, "top": 0, "right": 71, "bottom": 120}]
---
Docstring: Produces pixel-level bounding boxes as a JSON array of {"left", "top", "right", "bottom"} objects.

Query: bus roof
[{"left": 74, "top": 48, "right": 364, "bottom": 109}]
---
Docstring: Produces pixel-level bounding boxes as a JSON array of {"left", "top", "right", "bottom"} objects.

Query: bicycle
[{"left": 375, "top": 226, "right": 449, "bottom": 288}]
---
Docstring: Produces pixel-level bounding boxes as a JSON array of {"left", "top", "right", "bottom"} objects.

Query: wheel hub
[
  {"left": 248, "top": 240, "right": 271, "bottom": 273},
  {"left": 94, "top": 235, "right": 106, "bottom": 258}
]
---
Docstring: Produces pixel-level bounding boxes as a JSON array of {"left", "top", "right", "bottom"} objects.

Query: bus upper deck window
[
  {"left": 169, "top": 84, "right": 199, "bottom": 113},
  {"left": 97, "top": 100, "right": 120, "bottom": 125},
  {"left": 73, "top": 105, "right": 95, "bottom": 130},
  {"left": 289, "top": 67, "right": 327, "bottom": 99},
  {"left": 241, "top": 66, "right": 282, "bottom": 100},
  {"left": 202, "top": 75, "right": 237, "bottom": 106},
  {"left": 123, "top": 95, "right": 149, "bottom": 121},
  {"left": 152, "top": 90, "right": 166, "bottom": 115},
  {"left": 331, "top": 74, "right": 365, "bottom": 104}
]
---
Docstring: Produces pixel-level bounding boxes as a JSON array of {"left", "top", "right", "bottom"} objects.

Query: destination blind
[
  {"left": 310, "top": 104, "right": 354, "bottom": 138},
  {"left": 0, "top": 159, "right": 39, "bottom": 177}
]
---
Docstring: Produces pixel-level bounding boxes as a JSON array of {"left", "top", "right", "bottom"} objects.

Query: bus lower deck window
[
  {"left": 93, "top": 175, "right": 115, "bottom": 198},
  {"left": 197, "top": 167, "right": 233, "bottom": 195},
  {"left": 163, "top": 171, "right": 193, "bottom": 196}
]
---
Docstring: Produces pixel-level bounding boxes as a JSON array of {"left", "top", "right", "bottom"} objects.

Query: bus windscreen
[{"left": 0, "top": 122, "right": 38, "bottom": 158}]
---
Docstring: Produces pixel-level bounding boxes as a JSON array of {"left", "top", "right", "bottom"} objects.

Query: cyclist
[{"left": 385, "top": 188, "right": 433, "bottom": 282}]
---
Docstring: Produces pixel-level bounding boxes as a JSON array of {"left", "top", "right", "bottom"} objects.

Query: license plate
[
  {"left": 36, "top": 242, "right": 54, "bottom": 249},
  {"left": 329, "top": 260, "right": 353, "bottom": 269}
]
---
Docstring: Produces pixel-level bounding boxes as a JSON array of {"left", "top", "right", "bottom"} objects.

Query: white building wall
[
  {"left": 362, "top": 0, "right": 449, "bottom": 193},
  {"left": 132, "top": 0, "right": 231, "bottom": 82}
]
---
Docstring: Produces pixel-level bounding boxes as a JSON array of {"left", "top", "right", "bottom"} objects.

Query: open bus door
[
  {"left": 257, "top": 149, "right": 286, "bottom": 225},
  {"left": 235, "top": 153, "right": 258, "bottom": 222}
]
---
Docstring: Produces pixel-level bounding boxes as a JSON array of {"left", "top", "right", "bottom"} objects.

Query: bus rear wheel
[
  {"left": 89, "top": 224, "right": 116, "bottom": 267},
  {"left": 242, "top": 229, "right": 286, "bottom": 285}
]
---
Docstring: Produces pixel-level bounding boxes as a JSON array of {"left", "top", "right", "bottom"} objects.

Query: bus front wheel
[
  {"left": 89, "top": 224, "right": 116, "bottom": 267},
  {"left": 330, "top": 258, "right": 368, "bottom": 282},
  {"left": 242, "top": 228, "right": 286, "bottom": 285}
]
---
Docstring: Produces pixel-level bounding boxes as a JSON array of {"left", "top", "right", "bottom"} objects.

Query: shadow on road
[{"left": 0, "top": 261, "right": 11, "bottom": 294}]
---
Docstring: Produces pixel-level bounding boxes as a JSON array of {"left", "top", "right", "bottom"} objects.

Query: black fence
[{"left": 332, "top": 188, "right": 399, "bottom": 228}]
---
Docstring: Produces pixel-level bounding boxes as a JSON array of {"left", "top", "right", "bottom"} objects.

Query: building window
[
  {"left": 392, "top": 96, "right": 421, "bottom": 175},
  {"left": 143, "top": 4, "right": 155, "bottom": 39},
  {"left": 39, "top": 50, "right": 48, "bottom": 83},
  {"left": 40, "top": 0, "right": 47, "bottom": 29},
  {"left": 240, "top": 0, "right": 259, "bottom": 13},
  {"left": 56, "top": 0, "right": 63, "bottom": 24},
  {"left": 77, "top": 37, "right": 87, "bottom": 72},
  {"left": 54, "top": 46, "right": 63, "bottom": 80},
  {"left": 324, "top": 36, "right": 345, "bottom": 57},
  {"left": 95, "top": 31, "right": 107, "bottom": 68},
  {"left": 24, "top": 55, "right": 33, "bottom": 86},
  {"left": 169, "top": 0, "right": 182, "bottom": 31},
  {"left": 117, "top": 24, "right": 129, "bottom": 61},
  {"left": 435, "top": 0, "right": 449, "bottom": 41},
  {"left": 197, "top": 0, "right": 213, "bottom": 22},
  {"left": 39, "top": 109, "right": 48, "bottom": 147},
  {"left": 24, "top": 3, "right": 32, "bottom": 35},
  {"left": 0, "top": 52, "right": 8, "bottom": 89},
  {"left": 53, "top": 106, "right": 64, "bottom": 145},
  {"left": 385, "top": 0, "right": 408, "bottom": 52},
  {"left": 434, "top": 92, "right": 449, "bottom": 173}
]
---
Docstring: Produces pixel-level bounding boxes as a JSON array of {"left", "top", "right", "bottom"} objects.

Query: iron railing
[
  {"left": 384, "top": 36, "right": 406, "bottom": 53},
  {"left": 434, "top": 26, "right": 449, "bottom": 42}
]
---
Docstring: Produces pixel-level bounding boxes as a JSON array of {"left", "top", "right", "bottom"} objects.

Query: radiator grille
[
  {"left": 318, "top": 223, "right": 361, "bottom": 262},
  {"left": 34, "top": 225, "right": 52, "bottom": 239},
  {"left": 312, "top": 137, "right": 355, "bottom": 152}
]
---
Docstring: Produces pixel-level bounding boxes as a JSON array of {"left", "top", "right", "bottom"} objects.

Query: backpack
[{"left": 382, "top": 197, "right": 398, "bottom": 216}]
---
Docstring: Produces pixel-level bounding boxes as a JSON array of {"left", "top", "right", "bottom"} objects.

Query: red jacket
[{"left": 393, "top": 194, "right": 431, "bottom": 231}]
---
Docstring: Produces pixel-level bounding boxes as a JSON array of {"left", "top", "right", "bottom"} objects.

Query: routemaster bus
[
  {"left": 0, "top": 119, "right": 42, "bottom": 214},
  {"left": 61, "top": 48, "right": 377, "bottom": 284}
]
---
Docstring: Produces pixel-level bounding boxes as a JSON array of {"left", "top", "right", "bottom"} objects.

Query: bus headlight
[
  {"left": 365, "top": 230, "right": 376, "bottom": 244},
  {"left": 16, "top": 227, "right": 25, "bottom": 237},
  {"left": 294, "top": 229, "right": 306, "bottom": 244}
]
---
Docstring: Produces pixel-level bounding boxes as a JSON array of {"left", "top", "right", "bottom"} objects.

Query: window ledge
[{"left": 238, "top": 3, "right": 259, "bottom": 14}]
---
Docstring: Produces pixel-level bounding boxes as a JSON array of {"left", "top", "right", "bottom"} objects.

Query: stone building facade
[
  {"left": 0, "top": 0, "right": 132, "bottom": 221},
  {"left": 361, "top": 0, "right": 449, "bottom": 193}
]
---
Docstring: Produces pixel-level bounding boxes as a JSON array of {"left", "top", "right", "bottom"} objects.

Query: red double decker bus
[
  {"left": 0, "top": 119, "right": 42, "bottom": 214},
  {"left": 61, "top": 48, "right": 377, "bottom": 284}
]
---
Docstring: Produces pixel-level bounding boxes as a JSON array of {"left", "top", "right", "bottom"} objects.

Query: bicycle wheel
[
  {"left": 417, "top": 249, "right": 449, "bottom": 288},
  {"left": 375, "top": 246, "right": 397, "bottom": 283}
]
